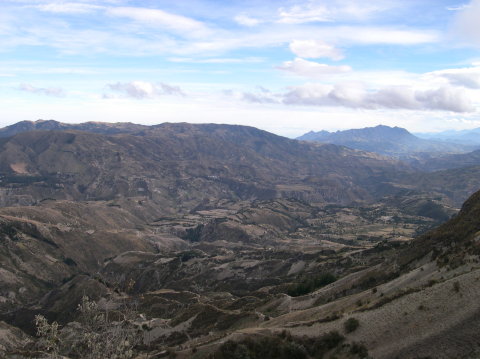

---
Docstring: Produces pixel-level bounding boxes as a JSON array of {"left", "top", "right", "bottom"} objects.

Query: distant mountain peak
[
  {"left": 298, "top": 124, "right": 414, "bottom": 140},
  {"left": 297, "top": 124, "right": 470, "bottom": 157}
]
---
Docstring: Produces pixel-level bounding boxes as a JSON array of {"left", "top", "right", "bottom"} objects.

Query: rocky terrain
[{"left": 0, "top": 121, "right": 478, "bottom": 358}]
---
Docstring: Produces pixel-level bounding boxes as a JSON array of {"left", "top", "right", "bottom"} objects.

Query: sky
[{"left": 1, "top": 0, "right": 480, "bottom": 137}]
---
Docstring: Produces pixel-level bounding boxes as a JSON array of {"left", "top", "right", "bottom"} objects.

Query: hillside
[
  {"left": 298, "top": 125, "right": 471, "bottom": 158},
  {"left": 0, "top": 122, "right": 476, "bottom": 209},
  {"left": 0, "top": 121, "right": 479, "bottom": 359},
  {"left": 411, "top": 149, "right": 480, "bottom": 172},
  {"left": 167, "top": 189, "right": 480, "bottom": 358},
  {"left": 401, "top": 188, "right": 480, "bottom": 268},
  {"left": 3, "top": 180, "right": 478, "bottom": 358},
  {"left": 0, "top": 123, "right": 417, "bottom": 208}
]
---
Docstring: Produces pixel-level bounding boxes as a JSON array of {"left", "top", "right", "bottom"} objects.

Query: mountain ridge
[
  {"left": 415, "top": 127, "right": 480, "bottom": 146},
  {"left": 298, "top": 124, "right": 473, "bottom": 157},
  {"left": 0, "top": 123, "right": 415, "bottom": 208},
  {"left": 0, "top": 119, "right": 148, "bottom": 138}
]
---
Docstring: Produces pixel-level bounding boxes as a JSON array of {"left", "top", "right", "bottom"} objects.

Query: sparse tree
[
  {"left": 344, "top": 317, "right": 360, "bottom": 333},
  {"left": 35, "top": 296, "right": 141, "bottom": 359},
  {"left": 34, "top": 314, "right": 60, "bottom": 358}
]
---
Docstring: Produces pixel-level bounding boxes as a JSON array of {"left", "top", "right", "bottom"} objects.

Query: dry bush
[{"left": 35, "top": 296, "right": 142, "bottom": 359}]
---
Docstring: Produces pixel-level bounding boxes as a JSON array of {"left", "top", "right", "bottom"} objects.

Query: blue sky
[{"left": 1, "top": 0, "right": 480, "bottom": 137}]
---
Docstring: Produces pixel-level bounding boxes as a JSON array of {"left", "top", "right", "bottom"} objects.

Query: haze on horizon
[{"left": 1, "top": 0, "right": 480, "bottom": 137}]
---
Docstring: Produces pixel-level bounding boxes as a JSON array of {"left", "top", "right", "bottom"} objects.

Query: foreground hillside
[{"left": 245, "top": 189, "right": 480, "bottom": 359}]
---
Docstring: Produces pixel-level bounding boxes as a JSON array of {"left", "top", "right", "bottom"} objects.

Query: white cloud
[
  {"left": 442, "top": 72, "right": 480, "bottom": 89},
  {"left": 446, "top": 4, "right": 470, "bottom": 11},
  {"left": 282, "top": 83, "right": 475, "bottom": 112},
  {"left": 278, "top": 4, "right": 330, "bottom": 24},
  {"left": 278, "top": 58, "right": 352, "bottom": 78},
  {"left": 335, "top": 26, "right": 438, "bottom": 45},
  {"left": 105, "top": 81, "right": 185, "bottom": 99},
  {"left": 289, "top": 39, "right": 343, "bottom": 60},
  {"left": 0, "top": 3, "right": 439, "bottom": 57},
  {"left": 168, "top": 57, "right": 264, "bottom": 64},
  {"left": 335, "top": 1, "right": 393, "bottom": 20},
  {"left": 277, "top": 0, "right": 395, "bottom": 24},
  {"left": 35, "top": 3, "right": 103, "bottom": 14},
  {"left": 221, "top": 87, "right": 281, "bottom": 104},
  {"left": 451, "top": 0, "right": 480, "bottom": 46},
  {"left": 195, "top": 26, "right": 438, "bottom": 55},
  {"left": 234, "top": 14, "right": 261, "bottom": 27},
  {"left": 426, "top": 65, "right": 480, "bottom": 89},
  {"left": 445, "top": 118, "right": 480, "bottom": 128},
  {"left": 414, "top": 87, "right": 475, "bottom": 112},
  {"left": 242, "top": 92, "right": 279, "bottom": 104},
  {"left": 283, "top": 82, "right": 356, "bottom": 106},
  {"left": 327, "top": 82, "right": 366, "bottom": 107},
  {"left": 370, "top": 86, "right": 418, "bottom": 109},
  {"left": 18, "top": 83, "right": 65, "bottom": 97},
  {"left": 2, "top": 85, "right": 477, "bottom": 138},
  {"left": 225, "top": 26, "right": 438, "bottom": 52},
  {"left": 106, "top": 6, "right": 211, "bottom": 38}
]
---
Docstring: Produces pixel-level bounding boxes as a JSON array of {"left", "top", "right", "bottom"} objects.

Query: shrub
[
  {"left": 349, "top": 342, "right": 368, "bottom": 358},
  {"left": 287, "top": 272, "right": 337, "bottom": 297},
  {"left": 211, "top": 330, "right": 345, "bottom": 359},
  {"left": 34, "top": 296, "right": 141, "bottom": 359},
  {"left": 453, "top": 281, "right": 460, "bottom": 292},
  {"left": 344, "top": 318, "right": 360, "bottom": 333},
  {"left": 34, "top": 314, "right": 60, "bottom": 358},
  {"left": 310, "top": 331, "right": 345, "bottom": 356},
  {"left": 212, "top": 337, "right": 307, "bottom": 359},
  {"left": 183, "top": 225, "right": 204, "bottom": 242}
]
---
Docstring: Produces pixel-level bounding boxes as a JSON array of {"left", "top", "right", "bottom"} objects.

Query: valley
[{"left": 0, "top": 121, "right": 478, "bottom": 359}]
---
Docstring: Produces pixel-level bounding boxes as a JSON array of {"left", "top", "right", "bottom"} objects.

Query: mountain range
[
  {"left": 298, "top": 124, "right": 476, "bottom": 158},
  {"left": 0, "top": 121, "right": 415, "bottom": 208},
  {"left": 0, "top": 121, "right": 477, "bottom": 209},
  {"left": 415, "top": 127, "right": 480, "bottom": 146}
]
